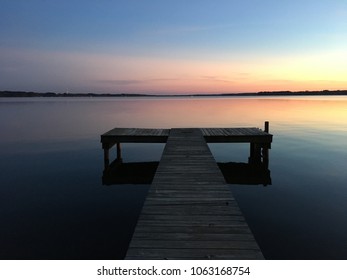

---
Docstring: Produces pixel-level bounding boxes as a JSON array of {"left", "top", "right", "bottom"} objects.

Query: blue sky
[{"left": 1, "top": 0, "right": 347, "bottom": 93}]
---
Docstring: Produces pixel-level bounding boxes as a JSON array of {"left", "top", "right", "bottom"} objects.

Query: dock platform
[
  {"left": 101, "top": 126, "right": 272, "bottom": 168},
  {"left": 101, "top": 124, "right": 272, "bottom": 259}
]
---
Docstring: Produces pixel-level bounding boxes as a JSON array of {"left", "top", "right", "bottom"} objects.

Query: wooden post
[
  {"left": 116, "top": 142, "right": 122, "bottom": 161},
  {"left": 255, "top": 144, "right": 261, "bottom": 163},
  {"left": 262, "top": 146, "right": 269, "bottom": 168},
  {"left": 249, "top": 143, "right": 261, "bottom": 164},
  {"left": 249, "top": 143, "right": 255, "bottom": 163},
  {"left": 104, "top": 148, "right": 110, "bottom": 170},
  {"left": 261, "top": 122, "right": 270, "bottom": 167}
]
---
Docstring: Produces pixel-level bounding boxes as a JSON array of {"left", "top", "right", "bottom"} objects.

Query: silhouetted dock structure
[{"left": 100, "top": 123, "right": 272, "bottom": 259}]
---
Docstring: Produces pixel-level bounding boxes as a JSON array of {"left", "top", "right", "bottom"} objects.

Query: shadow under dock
[{"left": 103, "top": 161, "right": 271, "bottom": 186}]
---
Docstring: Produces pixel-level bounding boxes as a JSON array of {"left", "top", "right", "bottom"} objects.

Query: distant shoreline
[{"left": 1, "top": 90, "right": 347, "bottom": 98}]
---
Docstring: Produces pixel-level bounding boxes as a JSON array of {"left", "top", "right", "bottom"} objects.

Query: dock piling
[
  {"left": 262, "top": 121, "right": 270, "bottom": 167},
  {"left": 116, "top": 142, "right": 122, "bottom": 161},
  {"left": 103, "top": 146, "right": 110, "bottom": 170},
  {"left": 264, "top": 121, "right": 269, "bottom": 133}
]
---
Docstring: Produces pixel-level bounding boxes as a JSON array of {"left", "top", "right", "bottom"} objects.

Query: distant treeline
[
  {"left": 0, "top": 91, "right": 148, "bottom": 97},
  {"left": 1, "top": 90, "right": 347, "bottom": 98},
  {"left": 256, "top": 90, "right": 347, "bottom": 96}
]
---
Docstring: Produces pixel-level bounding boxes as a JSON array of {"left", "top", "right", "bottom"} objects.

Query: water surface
[{"left": 1, "top": 96, "right": 347, "bottom": 259}]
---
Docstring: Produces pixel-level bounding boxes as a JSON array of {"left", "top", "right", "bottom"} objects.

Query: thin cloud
[
  {"left": 97, "top": 78, "right": 181, "bottom": 85},
  {"left": 97, "top": 79, "right": 145, "bottom": 86},
  {"left": 200, "top": 75, "right": 233, "bottom": 83},
  {"left": 148, "top": 78, "right": 180, "bottom": 82}
]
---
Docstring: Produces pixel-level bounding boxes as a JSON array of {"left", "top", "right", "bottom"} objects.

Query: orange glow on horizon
[
  {"left": 3, "top": 48, "right": 347, "bottom": 94},
  {"left": 104, "top": 97, "right": 347, "bottom": 130},
  {"left": 89, "top": 50, "right": 347, "bottom": 94}
]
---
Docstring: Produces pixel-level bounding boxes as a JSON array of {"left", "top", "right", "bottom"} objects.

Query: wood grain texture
[
  {"left": 100, "top": 127, "right": 272, "bottom": 145},
  {"left": 125, "top": 128, "right": 264, "bottom": 260}
]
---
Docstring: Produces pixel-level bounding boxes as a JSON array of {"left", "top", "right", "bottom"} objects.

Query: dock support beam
[
  {"left": 116, "top": 142, "right": 122, "bottom": 161},
  {"left": 103, "top": 147, "right": 110, "bottom": 170},
  {"left": 249, "top": 121, "right": 270, "bottom": 166},
  {"left": 102, "top": 142, "right": 122, "bottom": 171},
  {"left": 249, "top": 143, "right": 261, "bottom": 164},
  {"left": 262, "top": 121, "right": 270, "bottom": 167}
]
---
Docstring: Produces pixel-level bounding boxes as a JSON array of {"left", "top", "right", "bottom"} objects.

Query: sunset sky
[{"left": 1, "top": 0, "right": 347, "bottom": 94}]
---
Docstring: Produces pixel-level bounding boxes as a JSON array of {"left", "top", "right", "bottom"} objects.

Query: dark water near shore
[{"left": 1, "top": 96, "right": 347, "bottom": 259}]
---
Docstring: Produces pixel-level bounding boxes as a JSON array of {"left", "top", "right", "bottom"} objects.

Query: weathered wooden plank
[
  {"left": 141, "top": 209, "right": 242, "bottom": 216},
  {"left": 129, "top": 240, "right": 261, "bottom": 250},
  {"left": 137, "top": 214, "right": 246, "bottom": 221},
  {"left": 144, "top": 193, "right": 235, "bottom": 199},
  {"left": 133, "top": 226, "right": 253, "bottom": 235},
  {"left": 126, "top": 248, "right": 263, "bottom": 260},
  {"left": 148, "top": 186, "right": 232, "bottom": 191},
  {"left": 100, "top": 128, "right": 170, "bottom": 144},
  {"left": 136, "top": 219, "right": 247, "bottom": 226},
  {"left": 200, "top": 127, "right": 272, "bottom": 143},
  {"left": 131, "top": 232, "right": 256, "bottom": 241}
]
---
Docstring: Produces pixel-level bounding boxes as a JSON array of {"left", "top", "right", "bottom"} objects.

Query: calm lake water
[{"left": 1, "top": 96, "right": 347, "bottom": 260}]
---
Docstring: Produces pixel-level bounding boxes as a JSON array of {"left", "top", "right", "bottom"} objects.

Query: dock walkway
[{"left": 124, "top": 128, "right": 264, "bottom": 259}]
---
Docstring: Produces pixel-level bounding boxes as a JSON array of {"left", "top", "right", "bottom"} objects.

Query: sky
[{"left": 1, "top": 0, "right": 347, "bottom": 94}]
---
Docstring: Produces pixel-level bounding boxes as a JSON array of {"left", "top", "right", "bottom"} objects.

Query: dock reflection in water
[
  {"left": 102, "top": 161, "right": 158, "bottom": 185},
  {"left": 102, "top": 160, "right": 271, "bottom": 186}
]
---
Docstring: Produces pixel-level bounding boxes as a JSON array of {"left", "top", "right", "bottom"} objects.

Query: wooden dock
[
  {"left": 101, "top": 126, "right": 272, "bottom": 169},
  {"left": 100, "top": 124, "right": 272, "bottom": 259}
]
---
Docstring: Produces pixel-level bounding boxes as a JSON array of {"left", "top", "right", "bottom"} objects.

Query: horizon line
[{"left": 1, "top": 89, "right": 347, "bottom": 97}]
